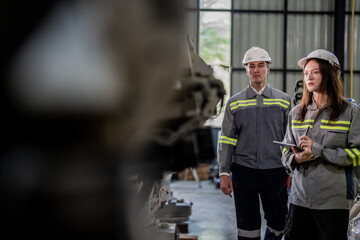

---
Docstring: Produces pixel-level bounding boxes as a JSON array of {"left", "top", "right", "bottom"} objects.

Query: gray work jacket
[
  {"left": 281, "top": 101, "right": 360, "bottom": 210},
  {"left": 218, "top": 83, "right": 291, "bottom": 174}
]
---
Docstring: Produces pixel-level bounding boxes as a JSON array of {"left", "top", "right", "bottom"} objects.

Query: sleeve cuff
[
  {"left": 219, "top": 172, "right": 230, "bottom": 177},
  {"left": 311, "top": 142, "right": 323, "bottom": 158},
  {"left": 219, "top": 165, "right": 231, "bottom": 174},
  {"left": 285, "top": 154, "right": 298, "bottom": 172}
]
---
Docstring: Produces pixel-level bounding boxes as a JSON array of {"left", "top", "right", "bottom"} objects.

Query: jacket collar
[
  {"left": 307, "top": 98, "right": 328, "bottom": 110},
  {"left": 307, "top": 100, "right": 317, "bottom": 110},
  {"left": 246, "top": 83, "right": 271, "bottom": 99}
]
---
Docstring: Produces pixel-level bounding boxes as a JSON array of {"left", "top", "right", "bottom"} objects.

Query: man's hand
[{"left": 220, "top": 175, "right": 233, "bottom": 198}]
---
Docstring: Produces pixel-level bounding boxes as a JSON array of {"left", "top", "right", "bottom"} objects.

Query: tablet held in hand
[{"left": 273, "top": 141, "right": 304, "bottom": 152}]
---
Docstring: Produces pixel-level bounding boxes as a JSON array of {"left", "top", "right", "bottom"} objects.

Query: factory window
[
  {"left": 198, "top": 0, "right": 231, "bottom": 126},
  {"left": 186, "top": 0, "right": 360, "bottom": 106},
  {"left": 199, "top": 11, "right": 230, "bottom": 68}
]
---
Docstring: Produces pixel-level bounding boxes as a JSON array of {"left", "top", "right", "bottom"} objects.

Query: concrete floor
[{"left": 170, "top": 180, "right": 267, "bottom": 240}]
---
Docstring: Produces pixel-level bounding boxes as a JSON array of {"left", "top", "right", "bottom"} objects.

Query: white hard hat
[
  {"left": 298, "top": 49, "right": 341, "bottom": 71},
  {"left": 242, "top": 47, "right": 272, "bottom": 66}
]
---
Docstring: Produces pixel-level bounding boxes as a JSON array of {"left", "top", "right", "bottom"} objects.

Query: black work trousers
[
  {"left": 231, "top": 164, "right": 288, "bottom": 240},
  {"left": 284, "top": 203, "right": 349, "bottom": 240}
]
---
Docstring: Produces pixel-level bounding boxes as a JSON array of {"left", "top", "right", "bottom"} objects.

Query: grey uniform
[
  {"left": 218, "top": 83, "right": 291, "bottom": 173},
  {"left": 282, "top": 101, "right": 360, "bottom": 210}
]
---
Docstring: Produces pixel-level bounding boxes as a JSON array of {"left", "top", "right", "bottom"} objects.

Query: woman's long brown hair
[{"left": 298, "top": 59, "right": 347, "bottom": 121}]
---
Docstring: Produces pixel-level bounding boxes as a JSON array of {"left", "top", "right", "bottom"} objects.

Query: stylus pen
[{"left": 305, "top": 126, "right": 310, "bottom": 136}]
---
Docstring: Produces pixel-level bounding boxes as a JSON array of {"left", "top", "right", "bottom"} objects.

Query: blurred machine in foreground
[{"left": 0, "top": 1, "right": 225, "bottom": 239}]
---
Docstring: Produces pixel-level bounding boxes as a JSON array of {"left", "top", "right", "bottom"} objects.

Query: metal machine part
[
  {"left": 154, "top": 198, "right": 192, "bottom": 223},
  {"left": 143, "top": 222, "right": 178, "bottom": 240},
  {"left": 348, "top": 175, "right": 360, "bottom": 239},
  {"left": 348, "top": 215, "right": 360, "bottom": 240},
  {"left": 150, "top": 174, "right": 192, "bottom": 224},
  {"left": 149, "top": 36, "right": 226, "bottom": 147},
  {"left": 293, "top": 79, "right": 303, "bottom": 106},
  {"left": 134, "top": 173, "right": 192, "bottom": 239}
]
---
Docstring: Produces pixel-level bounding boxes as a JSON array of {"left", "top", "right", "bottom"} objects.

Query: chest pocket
[
  {"left": 322, "top": 129, "right": 348, "bottom": 148},
  {"left": 320, "top": 119, "right": 350, "bottom": 148}
]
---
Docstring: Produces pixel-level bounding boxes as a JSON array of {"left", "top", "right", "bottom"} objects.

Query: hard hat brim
[
  {"left": 242, "top": 60, "right": 271, "bottom": 66},
  {"left": 297, "top": 49, "right": 341, "bottom": 71},
  {"left": 297, "top": 57, "right": 308, "bottom": 69},
  {"left": 298, "top": 56, "right": 341, "bottom": 71}
]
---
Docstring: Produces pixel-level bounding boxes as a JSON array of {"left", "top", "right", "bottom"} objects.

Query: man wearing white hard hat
[
  {"left": 281, "top": 49, "right": 360, "bottom": 240},
  {"left": 218, "top": 47, "right": 291, "bottom": 240}
]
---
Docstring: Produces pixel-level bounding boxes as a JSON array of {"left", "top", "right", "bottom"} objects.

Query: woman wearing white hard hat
[{"left": 281, "top": 49, "right": 360, "bottom": 240}]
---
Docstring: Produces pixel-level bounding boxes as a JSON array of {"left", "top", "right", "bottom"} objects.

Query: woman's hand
[
  {"left": 299, "top": 135, "right": 313, "bottom": 149},
  {"left": 292, "top": 147, "right": 315, "bottom": 163},
  {"left": 293, "top": 135, "right": 315, "bottom": 163}
]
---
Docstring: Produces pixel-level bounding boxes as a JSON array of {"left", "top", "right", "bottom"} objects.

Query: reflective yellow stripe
[
  {"left": 219, "top": 136, "right": 237, "bottom": 146},
  {"left": 263, "top": 98, "right": 290, "bottom": 105},
  {"left": 282, "top": 147, "right": 287, "bottom": 156},
  {"left": 219, "top": 140, "right": 236, "bottom": 146},
  {"left": 220, "top": 136, "right": 237, "bottom": 142},
  {"left": 354, "top": 149, "right": 360, "bottom": 167},
  {"left": 354, "top": 148, "right": 360, "bottom": 157},
  {"left": 230, "top": 99, "right": 256, "bottom": 106},
  {"left": 320, "top": 125, "right": 350, "bottom": 131},
  {"left": 291, "top": 119, "right": 314, "bottom": 129},
  {"left": 230, "top": 103, "right": 256, "bottom": 110},
  {"left": 345, "top": 149, "right": 357, "bottom": 166},
  {"left": 321, "top": 120, "right": 351, "bottom": 125},
  {"left": 263, "top": 102, "right": 289, "bottom": 109},
  {"left": 292, "top": 119, "right": 314, "bottom": 123},
  {"left": 320, "top": 119, "right": 350, "bottom": 131},
  {"left": 230, "top": 99, "right": 257, "bottom": 110},
  {"left": 291, "top": 125, "right": 313, "bottom": 129}
]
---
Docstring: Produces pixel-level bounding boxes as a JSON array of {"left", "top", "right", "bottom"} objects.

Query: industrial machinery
[
  {"left": 348, "top": 100, "right": 360, "bottom": 240},
  {"left": 349, "top": 194, "right": 360, "bottom": 239},
  {"left": 207, "top": 127, "right": 222, "bottom": 188},
  {"left": 137, "top": 173, "right": 193, "bottom": 240},
  {"left": 293, "top": 79, "right": 304, "bottom": 106},
  {"left": 128, "top": 35, "right": 225, "bottom": 239},
  {"left": 0, "top": 1, "right": 225, "bottom": 239}
]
